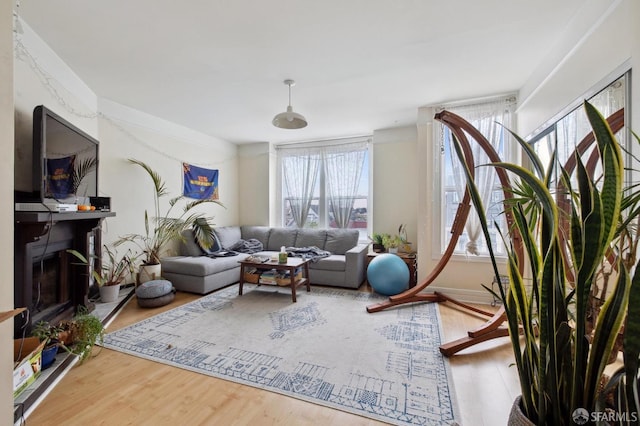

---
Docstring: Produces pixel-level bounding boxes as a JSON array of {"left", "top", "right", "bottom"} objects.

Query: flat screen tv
[{"left": 32, "top": 105, "right": 99, "bottom": 204}]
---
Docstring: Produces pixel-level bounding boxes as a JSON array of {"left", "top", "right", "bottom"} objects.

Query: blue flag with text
[
  {"left": 183, "top": 163, "right": 219, "bottom": 200},
  {"left": 46, "top": 155, "right": 75, "bottom": 198}
]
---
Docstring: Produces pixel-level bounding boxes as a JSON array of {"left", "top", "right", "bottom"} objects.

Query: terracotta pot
[
  {"left": 57, "top": 330, "right": 73, "bottom": 345},
  {"left": 508, "top": 396, "right": 534, "bottom": 426},
  {"left": 99, "top": 284, "right": 120, "bottom": 303}
]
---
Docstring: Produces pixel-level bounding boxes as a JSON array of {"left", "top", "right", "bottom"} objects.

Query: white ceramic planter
[
  {"left": 99, "top": 284, "right": 120, "bottom": 303},
  {"left": 138, "top": 264, "right": 162, "bottom": 284}
]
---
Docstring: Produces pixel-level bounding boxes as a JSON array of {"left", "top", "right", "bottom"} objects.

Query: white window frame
[
  {"left": 432, "top": 95, "right": 517, "bottom": 260},
  {"left": 275, "top": 137, "right": 372, "bottom": 243}
]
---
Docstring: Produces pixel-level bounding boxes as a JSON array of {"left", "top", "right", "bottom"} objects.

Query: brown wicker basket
[
  {"left": 243, "top": 272, "right": 261, "bottom": 284},
  {"left": 275, "top": 271, "right": 302, "bottom": 286}
]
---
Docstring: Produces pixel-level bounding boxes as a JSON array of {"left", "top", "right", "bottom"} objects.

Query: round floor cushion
[{"left": 136, "top": 279, "right": 176, "bottom": 308}]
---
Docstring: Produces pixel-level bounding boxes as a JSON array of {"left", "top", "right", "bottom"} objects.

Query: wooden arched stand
[
  {"left": 367, "top": 108, "right": 625, "bottom": 357},
  {"left": 367, "top": 109, "right": 523, "bottom": 356}
]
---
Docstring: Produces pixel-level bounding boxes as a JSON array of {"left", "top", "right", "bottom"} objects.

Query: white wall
[
  {"left": 416, "top": 0, "right": 638, "bottom": 302},
  {"left": 518, "top": 0, "right": 634, "bottom": 136},
  {"left": 14, "top": 20, "right": 240, "bottom": 257},
  {"left": 97, "top": 99, "right": 239, "bottom": 249},
  {"left": 14, "top": 20, "right": 99, "bottom": 193},
  {"left": 371, "top": 126, "right": 419, "bottom": 246},
  {"left": 237, "top": 142, "right": 271, "bottom": 226},
  {"left": 1, "top": 2, "right": 14, "bottom": 424}
]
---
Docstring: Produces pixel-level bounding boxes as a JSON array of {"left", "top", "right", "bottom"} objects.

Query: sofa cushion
[
  {"left": 179, "top": 230, "right": 204, "bottom": 257},
  {"left": 295, "top": 229, "right": 327, "bottom": 250},
  {"left": 308, "top": 254, "right": 346, "bottom": 272},
  {"left": 241, "top": 226, "right": 272, "bottom": 247},
  {"left": 213, "top": 226, "right": 242, "bottom": 250},
  {"left": 324, "top": 229, "right": 359, "bottom": 255},
  {"left": 267, "top": 228, "right": 298, "bottom": 251},
  {"left": 161, "top": 254, "right": 245, "bottom": 276}
]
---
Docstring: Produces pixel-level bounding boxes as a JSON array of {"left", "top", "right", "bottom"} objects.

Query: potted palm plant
[
  {"left": 68, "top": 245, "right": 139, "bottom": 303},
  {"left": 116, "top": 159, "right": 224, "bottom": 283},
  {"left": 445, "top": 101, "right": 640, "bottom": 425}
]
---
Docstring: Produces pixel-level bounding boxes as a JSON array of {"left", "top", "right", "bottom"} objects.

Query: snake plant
[{"left": 447, "top": 101, "right": 640, "bottom": 425}]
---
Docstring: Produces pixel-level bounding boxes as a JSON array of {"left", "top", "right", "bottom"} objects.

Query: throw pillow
[{"left": 196, "top": 230, "right": 222, "bottom": 255}]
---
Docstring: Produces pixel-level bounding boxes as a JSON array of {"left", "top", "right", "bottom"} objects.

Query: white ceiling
[{"left": 19, "top": 0, "right": 588, "bottom": 145}]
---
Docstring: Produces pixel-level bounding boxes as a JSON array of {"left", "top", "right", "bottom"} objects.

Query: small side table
[{"left": 366, "top": 251, "right": 417, "bottom": 288}]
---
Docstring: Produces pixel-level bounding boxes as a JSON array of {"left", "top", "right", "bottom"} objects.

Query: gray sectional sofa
[{"left": 161, "top": 225, "right": 368, "bottom": 294}]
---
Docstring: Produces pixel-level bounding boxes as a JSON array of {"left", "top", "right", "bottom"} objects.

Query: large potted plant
[
  {"left": 445, "top": 101, "right": 640, "bottom": 425},
  {"left": 117, "top": 159, "right": 224, "bottom": 283}
]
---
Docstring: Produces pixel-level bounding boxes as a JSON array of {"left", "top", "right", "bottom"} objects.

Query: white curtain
[
  {"left": 281, "top": 151, "right": 321, "bottom": 228},
  {"left": 443, "top": 98, "right": 516, "bottom": 255},
  {"left": 323, "top": 142, "right": 367, "bottom": 228},
  {"left": 557, "top": 78, "right": 626, "bottom": 177}
]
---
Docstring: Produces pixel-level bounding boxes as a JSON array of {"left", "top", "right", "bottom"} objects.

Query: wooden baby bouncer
[{"left": 366, "top": 107, "right": 625, "bottom": 357}]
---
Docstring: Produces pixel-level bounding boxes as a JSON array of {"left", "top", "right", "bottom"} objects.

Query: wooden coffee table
[{"left": 238, "top": 257, "right": 311, "bottom": 302}]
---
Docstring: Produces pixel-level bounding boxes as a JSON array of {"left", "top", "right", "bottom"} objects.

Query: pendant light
[{"left": 272, "top": 79, "right": 308, "bottom": 129}]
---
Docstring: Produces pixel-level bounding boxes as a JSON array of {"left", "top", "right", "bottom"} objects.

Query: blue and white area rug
[{"left": 104, "top": 285, "right": 459, "bottom": 425}]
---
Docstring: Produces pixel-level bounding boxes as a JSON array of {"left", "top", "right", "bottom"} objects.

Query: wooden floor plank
[{"left": 25, "top": 287, "right": 518, "bottom": 425}]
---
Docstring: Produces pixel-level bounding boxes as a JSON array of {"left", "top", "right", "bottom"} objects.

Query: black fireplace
[{"left": 14, "top": 210, "right": 115, "bottom": 337}]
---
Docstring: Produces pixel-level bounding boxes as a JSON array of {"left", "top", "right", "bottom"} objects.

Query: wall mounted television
[{"left": 31, "top": 105, "right": 99, "bottom": 205}]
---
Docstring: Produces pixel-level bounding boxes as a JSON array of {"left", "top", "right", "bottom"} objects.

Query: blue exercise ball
[{"left": 367, "top": 253, "right": 410, "bottom": 296}]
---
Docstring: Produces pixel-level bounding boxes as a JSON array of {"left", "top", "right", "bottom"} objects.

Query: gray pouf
[{"left": 136, "top": 279, "right": 176, "bottom": 308}]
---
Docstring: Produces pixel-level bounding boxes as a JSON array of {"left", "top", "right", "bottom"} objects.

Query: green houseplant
[
  {"left": 381, "top": 233, "right": 401, "bottom": 253},
  {"left": 448, "top": 101, "right": 640, "bottom": 424},
  {"left": 68, "top": 245, "right": 139, "bottom": 302},
  {"left": 61, "top": 307, "right": 104, "bottom": 363},
  {"left": 31, "top": 321, "right": 63, "bottom": 369},
  {"left": 369, "top": 233, "right": 385, "bottom": 252},
  {"left": 116, "top": 159, "right": 224, "bottom": 282}
]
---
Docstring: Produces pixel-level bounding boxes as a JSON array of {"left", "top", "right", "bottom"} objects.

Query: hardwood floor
[{"left": 25, "top": 286, "right": 520, "bottom": 425}]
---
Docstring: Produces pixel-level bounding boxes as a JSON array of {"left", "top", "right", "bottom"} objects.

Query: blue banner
[
  {"left": 183, "top": 163, "right": 219, "bottom": 200},
  {"left": 46, "top": 155, "right": 75, "bottom": 198}
]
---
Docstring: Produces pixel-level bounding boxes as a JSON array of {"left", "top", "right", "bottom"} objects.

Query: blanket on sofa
[
  {"left": 286, "top": 246, "right": 331, "bottom": 262},
  {"left": 228, "top": 238, "right": 264, "bottom": 254}
]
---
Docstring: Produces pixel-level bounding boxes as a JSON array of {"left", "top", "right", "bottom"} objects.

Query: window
[
  {"left": 530, "top": 73, "right": 628, "bottom": 185},
  {"left": 437, "top": 96, "right": 517, "bottom": 257},
  {"left": 277, "top": 139, "right": 370, "bottom": 241}
]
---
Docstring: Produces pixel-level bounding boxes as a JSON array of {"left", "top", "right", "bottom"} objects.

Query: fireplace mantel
[
  {"left": 15, "top": 210, "right": 115, "bottom": 226},
  {"left": 14, "top": 210, "right": 116, "bottom": 337}
]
